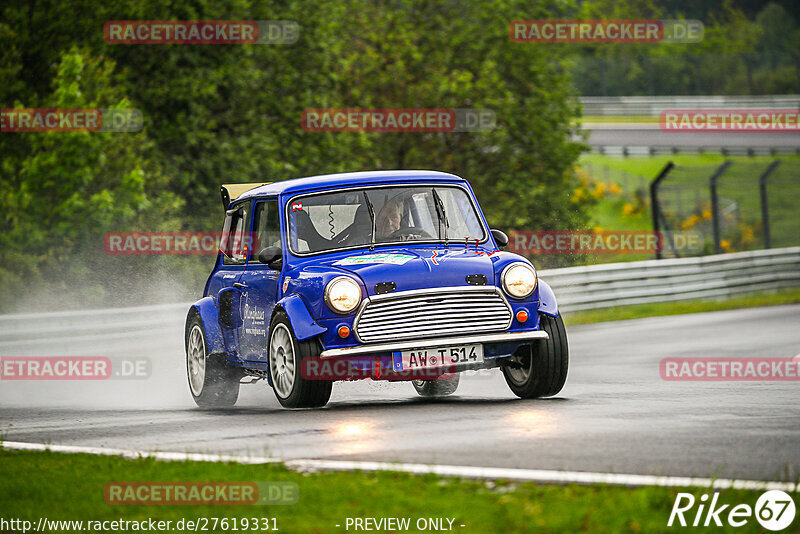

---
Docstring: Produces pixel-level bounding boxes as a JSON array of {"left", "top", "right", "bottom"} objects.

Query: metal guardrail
[
  {"left": 590, "top": 146, "right": 800, "bottom": 157},
  {"left": 540, "top": 247, "right": 800, "bottom": 312},
  {"left": 580, "top": 95, "right": 800, "bottom": 116},
  {"left": 0, "top": 248, "right": 797, "bottom": 339},
  {"left": 0, "top": 302, "right": 187, "bottom": 344}
]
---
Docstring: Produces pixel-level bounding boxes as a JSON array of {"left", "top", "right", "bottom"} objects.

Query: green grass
[
  {"left": 0, "top": 449, "right": 790, "bottom": 533},
  {"left": 579, "top": 198, "right": 654, "bottom": 263},
  {"left": 563, "top": 288, "right": 800, "bottom": 326}
]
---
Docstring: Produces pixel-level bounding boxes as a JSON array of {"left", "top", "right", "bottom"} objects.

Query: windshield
[{"left": 287, "top": 185, "right": 486, "bottom": 255}]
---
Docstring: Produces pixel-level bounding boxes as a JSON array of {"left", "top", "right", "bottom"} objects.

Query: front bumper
[{"left": 319, "top": 330, "right": 548, "bottom": 359}]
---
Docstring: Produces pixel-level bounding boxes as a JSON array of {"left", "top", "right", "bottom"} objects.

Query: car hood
[{"left": 318, "top": 247, "right": 496, "bottom": 295}]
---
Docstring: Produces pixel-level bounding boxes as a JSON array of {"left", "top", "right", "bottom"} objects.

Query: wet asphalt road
[{"left": 1, "top": 304, "right": 799, "bottom": 482}]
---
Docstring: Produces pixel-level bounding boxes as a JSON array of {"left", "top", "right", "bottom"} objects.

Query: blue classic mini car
[{"left": 185, "top": 171, "right": 568, "bottom": 408}]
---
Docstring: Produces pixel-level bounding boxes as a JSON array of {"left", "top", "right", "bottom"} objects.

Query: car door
[
  {"left": 215, "top": 201, "right": 251, "bottom": 361},
  {"left": 236, "top": 198, "right": 282, "bottom": 363}
]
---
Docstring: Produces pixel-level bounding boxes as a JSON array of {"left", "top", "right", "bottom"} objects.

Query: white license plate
[{"left": 395, "top": 344, "right": 484, "bottom": 371}]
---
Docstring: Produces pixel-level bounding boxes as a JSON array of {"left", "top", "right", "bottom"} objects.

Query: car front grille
[{"left": 354, "top": 287, "right": 513, "bottom": 343}]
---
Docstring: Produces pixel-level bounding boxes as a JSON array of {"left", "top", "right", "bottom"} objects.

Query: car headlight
[
  {"left": 325, "top": 277, "right": 362, "bottom": 314},
  {"left": 502, "top": 263, "right": 537, "bottom": 299}
]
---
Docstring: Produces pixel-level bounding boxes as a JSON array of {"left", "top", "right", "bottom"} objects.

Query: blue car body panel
[
  {"left": 188, "top": 297, "right": 226, "bottom": 355},
  {"left": 537, "top": 279, "right": 559, "bottom": 317},
  {"left": 276, "top": 293, "right": 327, "bottom": 341},
  {"left": 188, "top": 170, "right": 560, "bottom": 374}
]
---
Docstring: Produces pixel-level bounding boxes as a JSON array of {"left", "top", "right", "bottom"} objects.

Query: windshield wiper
[
  {"left": 363, "top": 191, "right": 376, "bottom": 251},
  {"left": 431, "top": 188, "right": 449, "bottom": 247}
]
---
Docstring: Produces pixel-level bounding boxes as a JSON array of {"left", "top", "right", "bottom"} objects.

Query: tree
[
  {"left": 0, "top": 48, "right": 182, "bottom": 309},
  {"left": 0, "top": 0, "right": 592, "bottom": 309}
]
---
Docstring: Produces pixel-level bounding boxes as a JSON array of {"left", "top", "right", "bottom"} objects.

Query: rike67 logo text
[{"left": 669, "top": 490, "right": 796, "bottom": 531}]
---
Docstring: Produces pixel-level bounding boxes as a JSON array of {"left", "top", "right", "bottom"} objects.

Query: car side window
[
  {"left": 251, "top": 199, "right": 281, "bottom": 262},
  {"left": 221, "top": 202, "right": 251, "bottom": 265}
]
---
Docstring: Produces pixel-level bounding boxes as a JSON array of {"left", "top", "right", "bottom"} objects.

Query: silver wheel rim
[
  {"left": 270, "top": 323, "right": 296, "bottom": 399},
  {"left": 412, "top": 380, "right": 426, "bottom": 388},
  {"left": 505, "top": 353, "right": 532, "bottom": 386},
  {"left": 187, "top": 324, "right": 206, "bottom": 396}
]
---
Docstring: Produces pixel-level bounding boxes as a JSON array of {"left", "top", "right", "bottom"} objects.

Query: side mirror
[
  {"left": 491, "top": 229, "right": 509, "bottom": 248},
  {"left": 257, "top": 246, "right": 283, "bottom": 270}
]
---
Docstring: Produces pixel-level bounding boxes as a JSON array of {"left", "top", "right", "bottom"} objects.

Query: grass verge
[
  {"left": 0, "top": 449, "right": 788, "bottom": 533},
  {"left": 563, "top": 288, "right": 800, "bottom": 326}
]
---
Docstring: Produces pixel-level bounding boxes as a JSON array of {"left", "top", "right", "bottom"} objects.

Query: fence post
[
  {"left": 650, "top": 161, "right": 675, "bottom": 259},
  {"left": 758, "top": 160, "right": 781, "bottom": 249},
  {"left": 709, "top": 161, "right": 733, "bottom": 254}
]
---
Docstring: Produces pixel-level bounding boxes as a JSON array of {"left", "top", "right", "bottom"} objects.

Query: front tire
[
  {"left": 268, "top": 310, "right": 332, "bottom": 408},
  {"left": 412, "top": 373, "right": 460, "bottom": 397},
  {"left": 186, "top": 314, "right": 240, "bottom": 408},
  {"left": 502, "top": 314, "right": 568, "bottom": 398}
]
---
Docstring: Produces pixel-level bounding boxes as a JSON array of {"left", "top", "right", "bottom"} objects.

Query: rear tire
[
  {"left": 186, "top": 314, "right": 240, "bottom": 408},
  {"left": 412, "top": 373, "right": 460, "bottom": 397},
  {"left": 502, "top": 314, "right": 568, "bottom": 398},
  {"left": 268, "top": 310, "right": 332, "bottom": 408}
]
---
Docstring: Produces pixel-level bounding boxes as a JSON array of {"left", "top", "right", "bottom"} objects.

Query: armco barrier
[
  {"left": 0, "top": 248, "right": 797, "bottom": 341},
  {"left": 0, "top": 302, "right": 187, "bottom": 346},
  {"left": 540, "top": 247, "right": 800, "bottom": 312}
]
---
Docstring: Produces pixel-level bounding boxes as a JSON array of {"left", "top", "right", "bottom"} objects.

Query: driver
[{"left": 376, "top": 197, "right": 403, "bottom": 239}]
